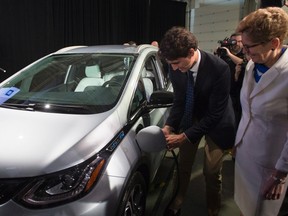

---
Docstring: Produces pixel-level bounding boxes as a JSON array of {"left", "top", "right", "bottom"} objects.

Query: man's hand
[
  {"left": 219, "top": 46, "right": 230, "bottom": 54},
  {"left": 162, "top": 125, "right": 174, "bottom": 136},
  {"left": 165, "top": 133, "right": 189, "bottom": 150}
]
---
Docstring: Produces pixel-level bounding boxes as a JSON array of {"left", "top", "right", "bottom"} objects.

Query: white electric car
[{"left": 0, "top": 45, "right": 173, "bottom": 216}]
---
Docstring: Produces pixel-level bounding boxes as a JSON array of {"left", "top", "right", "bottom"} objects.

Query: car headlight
[
  {"left": 14, "top": 130, "right": 125, "bottom": 208},
  {"left": 15, "top": 155, "right": 106, "bottom": 208}
]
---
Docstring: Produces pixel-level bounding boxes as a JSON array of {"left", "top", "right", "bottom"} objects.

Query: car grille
[{"left": 0, "top": 179, "right": 27, "bottom": 204}]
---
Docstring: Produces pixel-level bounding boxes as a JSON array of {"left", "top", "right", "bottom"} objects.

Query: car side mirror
[
  {"left": 136, "top": 125, "right": 167, "bottom": 152},
  {"left": 147, "top": 90, "right": 174, "bottom": 109}
]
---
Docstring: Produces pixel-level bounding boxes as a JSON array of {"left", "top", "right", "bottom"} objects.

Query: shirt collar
[{"left": 190, "top": 49, "right": 201, "bottom": 72}]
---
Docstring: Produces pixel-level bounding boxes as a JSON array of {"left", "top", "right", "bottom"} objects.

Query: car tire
[{"left": 117, "top": 171, "right": 147, "bottom": 216}]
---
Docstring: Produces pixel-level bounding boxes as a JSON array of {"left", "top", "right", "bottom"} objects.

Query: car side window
[
  {"left": 143, "top": 55, "right": 170, "bottom": 91},
  {"left": 130, "top": 80, "right": 146, "bottom": 116},
  {"left": 141, "top": 68, "right": 154, "bottom": 102},
  {"left": 155, "top": 55, "right": 170, "bottom": 89},
  {"left": 129, "top": 54, "right": 169, "bottom": 119}
]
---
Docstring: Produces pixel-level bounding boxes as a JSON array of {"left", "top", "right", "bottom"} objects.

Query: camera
[{"left": 216, "top": 37, "right": 237, "bottom": 57}]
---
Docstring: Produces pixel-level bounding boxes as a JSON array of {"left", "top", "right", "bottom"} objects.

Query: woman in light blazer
[{"left": 233, "top": 7, "right": 288, "bottom": 216}]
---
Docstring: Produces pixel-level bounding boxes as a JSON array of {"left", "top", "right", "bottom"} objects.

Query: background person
[
  {"left": 159, "top": 26, "right": 236, "bottom": 216},
  {"left": 215, "top": 33, "right": 247, "bottom": 127},
  {"left": 234, "top": 7, "right": 288, "bottom": 216},
  {"left": 123, "top": 41, "right": 136, "bottom": 46},
  {"left": 151, "top": 40, "right": 159, "bottom": 47}
]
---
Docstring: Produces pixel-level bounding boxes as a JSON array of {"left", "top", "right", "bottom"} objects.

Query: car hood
[{"left": 0, "top": 108, "right": 120, "bottom": 178}]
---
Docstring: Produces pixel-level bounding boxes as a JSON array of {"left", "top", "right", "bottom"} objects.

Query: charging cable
[{"left": 165, "top": 149, "right": 180, "bottom": 210}]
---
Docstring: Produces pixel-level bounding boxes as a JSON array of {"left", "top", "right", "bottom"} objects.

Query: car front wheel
[{"left": 118, "top": 171, "right": 147, "bottom": 216}]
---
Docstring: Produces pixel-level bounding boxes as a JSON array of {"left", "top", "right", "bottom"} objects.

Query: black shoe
[{"left": 163, "top": 208, "right": 181, "bottom": 216}]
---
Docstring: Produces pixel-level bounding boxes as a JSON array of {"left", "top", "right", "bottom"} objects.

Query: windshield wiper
[
  {"left": 34, "top": 103, "right": 93, "bottom": 113},
  {"left": 0, "top": 102, "right": 94, "bottom": 113},
  {"left": 0, "top": 103, "right": 36, "bottom": 111}
]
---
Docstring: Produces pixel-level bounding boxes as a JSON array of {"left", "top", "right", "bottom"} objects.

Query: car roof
[{"left": 55, "top": 44, "right": 158, "bottom": 55}]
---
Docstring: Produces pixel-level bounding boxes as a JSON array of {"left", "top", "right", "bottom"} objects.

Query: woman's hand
[{"left": 262, "top": 171, "right": 287, "bottom": 200}]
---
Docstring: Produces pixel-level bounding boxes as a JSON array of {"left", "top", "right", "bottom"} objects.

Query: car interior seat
[{"left": 75, "top": 64, "right": 104, "bottom": 92}]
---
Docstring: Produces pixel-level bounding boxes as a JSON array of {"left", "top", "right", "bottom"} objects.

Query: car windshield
[{"left": 0, "top": 53, "right": 135, "bottom": 114}]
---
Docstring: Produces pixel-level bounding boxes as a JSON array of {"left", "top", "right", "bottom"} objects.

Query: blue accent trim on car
[{"left": 106, "top": 131, "right": 125, "bottom": 152}]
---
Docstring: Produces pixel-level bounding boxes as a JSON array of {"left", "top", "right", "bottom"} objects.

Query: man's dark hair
[
  {"left": 230, "top": 32, "right": 241, "bottom": 37},
  {"left": 159, "top": 26, "right": 198, "bottom": 61}
]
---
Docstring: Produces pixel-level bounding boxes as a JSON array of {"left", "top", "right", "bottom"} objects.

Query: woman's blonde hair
[{"left": 236, "top": 7, "right": 288, "bottom": 44}]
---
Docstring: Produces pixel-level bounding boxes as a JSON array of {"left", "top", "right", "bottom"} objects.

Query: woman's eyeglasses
[{"left": 243, "top": 41, "right": 266, "bottom": 51}]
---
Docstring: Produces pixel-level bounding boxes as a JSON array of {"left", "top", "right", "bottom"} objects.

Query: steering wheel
[
  {"left": 102, "top": 80, "right": 122, "bottom": 87},
  {"left": 102, "top": 76, "right": 124, "bottom": 87}
]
